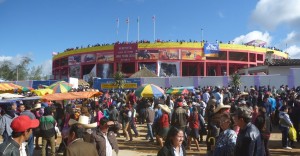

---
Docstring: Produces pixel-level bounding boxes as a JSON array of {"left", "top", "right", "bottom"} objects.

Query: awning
[
  {"left": 0, "top": 83, "right": 22, "bottom": 91},
  {"left": 166, "top": 88, "right": 189, "bottom": 95},
  {"left": 0, "top": 93, "right": 25, "bottom": 99},
  {"left": 42, "top": 91, "right": 102, "bottom": 101}
]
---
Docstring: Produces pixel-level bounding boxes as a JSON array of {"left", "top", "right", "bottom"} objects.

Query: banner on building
[
  {"left": 93, "top": 78, "right": 141, "bottom": 90},
  {"left": 114, "top": 43, "right": 137, "bottom": 62},
  {"left": 158, "top": 61, "right": 180, "bottom": 77},
  {"left": 204, "top": 43, "right": 219, "bottom": 57}
]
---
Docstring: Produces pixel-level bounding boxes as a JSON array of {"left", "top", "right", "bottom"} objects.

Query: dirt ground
[{"left": 1, "top": 124, "right": 300, "bottom": 156}]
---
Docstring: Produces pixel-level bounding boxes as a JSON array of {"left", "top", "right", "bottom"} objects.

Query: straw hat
[
  {"left": 34, "top": 103, "right": 41, "bottom": 109},
  {"left": 240, "top": 92, "right": 249, "bottom": 96},
  {"left": 158, "top": 104, "right": 171, "bottom": 114},
  {"left": 68, "top": 115, "right": 97, "bottom": 128},
  {"left": 214, "top": 103, "right": 231, "bottom": 113}
]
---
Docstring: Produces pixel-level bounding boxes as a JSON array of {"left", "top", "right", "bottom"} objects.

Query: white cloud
[
  {"left": 233, "top": 31, "right": 272, "bottom": 45},
  {"left": 285, "top": 45, "right": 300, "bottom": 59},
  {"left": 283, "top": 31, "right": 300, "bottom": 45},
  {"left": 40, "top": 59, "right": 52, "bottom": 76},
  {"left": 251, "top": 0, "right": 300, "bottom": 29},
  {"left": 0, "top": 56, "right": 13, "bottom": 61}
]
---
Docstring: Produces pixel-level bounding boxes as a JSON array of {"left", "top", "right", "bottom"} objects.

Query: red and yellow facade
[{"left": 52, "top": 42, "right": 288, "bottom": 80}]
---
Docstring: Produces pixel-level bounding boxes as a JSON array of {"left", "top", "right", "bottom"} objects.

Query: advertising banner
[
  {"left": 69, "top": 65, "right": 81, "bottom": 78},
  {"left": 97, "top": 63, "right": 114, "bottom": 79},
  {"left": 136, "top": 50, "right": 159, "bottom": 60},
  {"left": 138, "top": 63, "right": 157, "bottom": 74},
  {"left": 159, "top": 49, "right": 180, "bottom": 60},
  {"left": 158, "top": 61, "right": 180, "bottom": 77},
  {"left": 114, "top": 43, "right": 137, "bottom": 62},
  {"left": 181, "top": 50, "right": 203, "bottom": 60},
  {"left": 203, "top": 43, "right": 219, "bottom": 57},
  {"left": 68, "top": 55, "right": 81, "bottom": 65},
  {"left": 81, "top": 54, "right": 96, "bottom": 63},
  {"left": 97, "top": 51, "right": 114, "bottom": 63},
  {"left": 93, "top": 78, "right": 141, "bottom": 90}
]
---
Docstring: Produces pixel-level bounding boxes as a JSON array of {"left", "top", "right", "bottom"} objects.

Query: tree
[
  {"left": 230, "top": 72, "right": 242, "bottom": 93},
  {"left": 112, "top": 64, "right": 125, "bottom": 89},
  {"left": 28, "top": 65, "right": 43, "bottom": 80}
]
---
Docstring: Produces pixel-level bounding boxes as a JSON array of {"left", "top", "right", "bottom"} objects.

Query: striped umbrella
[
  {"left": 166, "top": 88, "right": 189, "bottom": 95},
  {"left": 48, "top": 81, "right": 73, "bottom": 93},
  {"left": 135, "top": 84, "right": 165, "bottom": 98}
]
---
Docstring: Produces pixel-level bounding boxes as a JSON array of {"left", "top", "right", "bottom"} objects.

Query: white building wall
[
  {"left": 140, "top": 68, "right": 300, "bottom": 88},
  {"left": 269, "top": 66, "right": 300, "bottom": 75}
]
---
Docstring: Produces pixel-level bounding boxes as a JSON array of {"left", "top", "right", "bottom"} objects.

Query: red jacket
[
  {"left": 188, "top": 112, "right": 199, "bottom": 129},
  {"left": 160, "top": 113, "right": 169, "bottom": 128}
]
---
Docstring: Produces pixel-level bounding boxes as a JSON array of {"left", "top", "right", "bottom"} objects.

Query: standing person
[
  {"left": 20, "top": 103, "right": 36, "bottom": 156},
  {"left": 91, "top": 117, "right": 119, "bottom": 156},
  {"left": 233, "top": 106, "right": 264, "bottom": 156},
  {"left": 157, "top": 104, "right": 171, "bottom": 147},
  {"left": 157, "top": 126, "right": 186, "bottom": 156},
  {"left": 0, "top": 104, "right": 18, "bottom": 142},
  {"left": 279, "top": 105, "right": 293, "bottom": 150},
  {"left": 0, "top": 115, "right": 39, "bottom": 156},
  {"left": 122, "top": 105, "right": 133, "bottom": 141},
  {"left": 39, "top": 107, "right": 56, "bottom": 156},
  {"left": 213, "top": 113, "right": 237, "bottom": 156},
  {"left": 187, "top": 107, "right": 200, "bottom": 151},
  {"left": 254, "top": 107, "right": 271, "bottom": 156},
  {"left": 145, "top": 102, "right": 155, "bottom": 142},
  {"left": 171, "top": 101, "right": 187, "bottom": 131},
  {"left": 64, "top": 123, "right": 98, "bottom": 156}
]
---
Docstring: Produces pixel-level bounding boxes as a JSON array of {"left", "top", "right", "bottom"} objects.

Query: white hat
[
  {"left": 214, "top": 103, "right": 231, "bottom": 113},
  {"left": 34, "top": 103, "right": 41, "bottom": 109},
  {"left": 158, "top": 104, "right": 171, "bottom": 114},
  {"left": 68, "top": 115, "right": 97, "bottom": 128}
]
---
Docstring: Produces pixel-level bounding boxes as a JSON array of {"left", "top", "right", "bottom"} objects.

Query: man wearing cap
[
  {"left": 91, "top": 117, "right": 119, "bottom": 156},
  {"left": 233, "top": 106, "right": 264, "bottom": 156},
  {"left": 20, "top": 103, "right": 36, "bottom": 156},
  {"left": 0, "top": 115, "right": 39, "bottom": 156}
]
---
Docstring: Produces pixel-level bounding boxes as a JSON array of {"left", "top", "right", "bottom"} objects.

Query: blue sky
[{"left": 0, "top": 0, "right": 300, "bottom": 75}]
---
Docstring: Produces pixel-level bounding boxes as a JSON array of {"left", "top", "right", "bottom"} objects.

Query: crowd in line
[
  {"left": 61, "top": 39, "right": 285, "bottom": 54},
  {"left": 0, "top": 84, "right": 299, "bottom": 156}
]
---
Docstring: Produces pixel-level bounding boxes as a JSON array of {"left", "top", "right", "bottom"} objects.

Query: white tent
[{"left": 0, "top": 93, "right": 25, "bottom": 99}]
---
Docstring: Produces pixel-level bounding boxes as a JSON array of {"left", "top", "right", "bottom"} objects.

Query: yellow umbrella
[{"left": 32, "top": 88, "right": 53, "bottom": 96}]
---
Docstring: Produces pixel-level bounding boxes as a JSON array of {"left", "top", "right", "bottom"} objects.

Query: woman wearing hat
[{"left": 156, "top": 104, "right": 171, "bottom": 147}]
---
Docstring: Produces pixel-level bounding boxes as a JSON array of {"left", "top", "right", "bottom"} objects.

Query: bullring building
[{"left": 52, "top": 41, "right": 288, "bottom": 80}]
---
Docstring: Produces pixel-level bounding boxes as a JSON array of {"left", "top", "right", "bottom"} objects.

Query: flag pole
[
  {"left": 153, "top": 15, "right": 156, "bottom": 42},
  {"left": 116, "top": 18, "right": 119, "bottom": 42},
  {"left": 137, "top": 16, "right": 140, "bottom": 42},
  {"left": 126, "top": 17, "right": 130, "bottom": 42}
]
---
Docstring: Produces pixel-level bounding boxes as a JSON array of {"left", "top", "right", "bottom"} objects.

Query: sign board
[{"left": 114, "top": 43, "right": 137, "bottom": 62}]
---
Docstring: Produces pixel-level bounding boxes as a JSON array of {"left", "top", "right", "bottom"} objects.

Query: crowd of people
[{"left": 0, "top": 84, "right": 299, "bottom": 156}]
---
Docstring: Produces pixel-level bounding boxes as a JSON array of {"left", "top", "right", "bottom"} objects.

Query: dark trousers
[
  {"left": 263, "top": 138, "right": 270, "bottom": 156},
  {"left": 281, "top": 126, "right": 289, "bottom": 147}
]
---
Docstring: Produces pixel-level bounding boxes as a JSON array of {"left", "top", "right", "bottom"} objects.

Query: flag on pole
[
  {"left": 116, "top": 18, "right": 119, "bottom": 36},
  {"left": 52, "top": 52, "right": 58, "bottom": 56},
  {"left": 126, "top": 17, "right": 130, "bottom": 24},
  {"left": 152, "top": 15, "right": 156, "bottom": 22}
]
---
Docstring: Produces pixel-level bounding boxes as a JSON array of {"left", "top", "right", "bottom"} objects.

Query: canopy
[
  {"left": 78, "top": 79, "right": 90, "bottom": 86},
  {"left": 130, "top": 66, "right": 158, "bottom": 78},
  {"left": 135, "top": 84, "right": 165, "bottom": 98},
  {"left": 0, "top": 83, "right": 22, "bottom": 92},
  {"left": 32, "top": 89, "right": 54, "bottom": 96},
  {"left": 42, "top": 91, "right": 103, "bottom": 101},
  {"left": 0, "top": 93, "right": 25, "bottom": 99},
  {"left": 166, "top": 88, "right": 189, "bottom": 95}
]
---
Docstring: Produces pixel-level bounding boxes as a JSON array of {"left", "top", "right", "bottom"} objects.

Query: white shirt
[
  {"left": 104, "top": 134, "right": 113, "bottom": 156},
  {"left": 20, "top": 142, "right": 28, "bottom": 156},
  {"left": 173, "top": 146, "right": 183, "bottom": 156}
]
